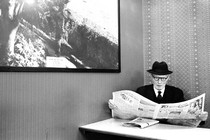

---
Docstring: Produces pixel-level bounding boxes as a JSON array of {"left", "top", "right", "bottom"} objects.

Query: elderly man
[
  {"left": 109, "top": 61, "right": 208, "bottom": 127},
  {"left": 136, "top": 61, "right": 184, "bottom": 104}
]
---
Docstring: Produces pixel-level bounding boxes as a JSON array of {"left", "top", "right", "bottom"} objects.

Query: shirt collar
[{"left": 153, "top": 86, "right": 165, "bottom": 97}]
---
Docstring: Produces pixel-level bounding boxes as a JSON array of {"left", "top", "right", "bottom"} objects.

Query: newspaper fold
[
  {"left": 123, "top": 117, "right": 159, "bottom": 128},
  {"left": 111, "top": 90, "right": 205, "bottom": 120}
]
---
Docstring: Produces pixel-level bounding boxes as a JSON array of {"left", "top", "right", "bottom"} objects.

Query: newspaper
[
  {"left": 123, "top": 117, "right": 159, "bottom": 128},
  {"left": 111, "top": 90, "right": 205, "bottom": 120}
]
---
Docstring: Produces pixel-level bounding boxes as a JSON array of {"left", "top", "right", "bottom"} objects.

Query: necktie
[{"left": 157, "top": 91, "right": 162, "bottom": 101}]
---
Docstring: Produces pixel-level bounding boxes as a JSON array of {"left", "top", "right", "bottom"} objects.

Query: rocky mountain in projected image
[{"left": 0, "top": 0, "right": 119, "bottom": 69}]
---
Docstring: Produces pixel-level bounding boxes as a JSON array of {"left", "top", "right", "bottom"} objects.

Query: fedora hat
[{"left": 147, "top": 61, "right": 173, "bottom": 75}]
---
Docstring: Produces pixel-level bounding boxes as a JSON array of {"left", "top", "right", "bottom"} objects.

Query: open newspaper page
[
  {"left": 111, "top": 90, "right": 205, "bottom": 120},
  {"left": 154, "top": 93, "right": 205, "bottom": 119},
  {"left": 111, "top": 90, "right": 157, "bottom": 119}
]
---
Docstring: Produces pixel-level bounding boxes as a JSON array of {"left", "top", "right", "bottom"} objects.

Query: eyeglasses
[{"left": 152, "top": 75, "right": 168, "bottom": 82}]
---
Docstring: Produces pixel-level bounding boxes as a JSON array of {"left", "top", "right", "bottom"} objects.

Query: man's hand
[
  {"left": 196, "top": 111, "right": 208, "bottom": 121},
  {"left": 108, "top": 99, "right": 118, "bottom": 110},
  {"left": 108, "top": 99, "right": 138, "bottom": 119}
]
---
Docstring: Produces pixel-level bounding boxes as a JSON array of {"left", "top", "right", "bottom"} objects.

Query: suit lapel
[{"left": 162, "top": 85, "right": 171, "bottom": 103}]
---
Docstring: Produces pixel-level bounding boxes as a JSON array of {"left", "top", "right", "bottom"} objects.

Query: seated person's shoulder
[
  {"left": 166, "top": 85, "right": 183, "bottom": 93},
  {"left": 136, "top": 84, "right": 153, "bottom": 91},
  {"left": 166, "top": 85, "right": 184, "bottom": 102},
  {"left": 136, "top": 84, "right": 153, "bottom": 96}
]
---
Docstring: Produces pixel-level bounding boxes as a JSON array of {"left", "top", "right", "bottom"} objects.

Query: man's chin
[{"left": 155, "top": 85, "right": 164, "bottom": 90}]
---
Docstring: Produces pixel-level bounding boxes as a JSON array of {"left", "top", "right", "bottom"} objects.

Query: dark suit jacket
[{"left": 136, "top": 84, "right": 184, "bottom": 104}]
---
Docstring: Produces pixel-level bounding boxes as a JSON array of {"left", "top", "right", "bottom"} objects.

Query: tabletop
[{"left": 79, "top": 118, "right": 210, "bottom": 140}]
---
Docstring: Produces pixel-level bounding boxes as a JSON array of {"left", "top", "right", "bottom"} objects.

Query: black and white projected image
[{"left": 0, "top": 0, "right": 120, "bottom": 72}]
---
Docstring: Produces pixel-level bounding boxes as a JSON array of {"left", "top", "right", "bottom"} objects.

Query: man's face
[{"left": 151, "top": 74, "right": 169, "bottom": 90}]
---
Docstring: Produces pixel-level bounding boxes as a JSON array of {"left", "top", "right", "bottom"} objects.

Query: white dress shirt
[{"left": 153, "top": 87, "right": 165, "bottom": 97}]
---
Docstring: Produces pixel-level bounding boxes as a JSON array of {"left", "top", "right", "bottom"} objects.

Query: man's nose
[{"left": 157, "top": 79, "right": 162, "bottom": 83}]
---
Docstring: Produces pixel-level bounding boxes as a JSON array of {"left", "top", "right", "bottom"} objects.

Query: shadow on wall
[
  {"left": 45, "top": 127, "right": 72, "bottom": 140},
  {"left": 100, "top": 70, "right": 144, "bottom": 119},
  {"left": 131, "top": 71, "right": 144, "bottom": 89},
  {"left": 0, "top": 106, "right": 12, "bottom": 140}
]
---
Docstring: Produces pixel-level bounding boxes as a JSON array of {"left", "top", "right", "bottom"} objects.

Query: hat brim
[{"left": 147, "top": 69, "right": 173, "bottom": 75}]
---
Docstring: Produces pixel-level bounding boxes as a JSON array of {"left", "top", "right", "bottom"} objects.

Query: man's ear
[{"left": 167, "top": 75, "right": 170, "bottom": 81}]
